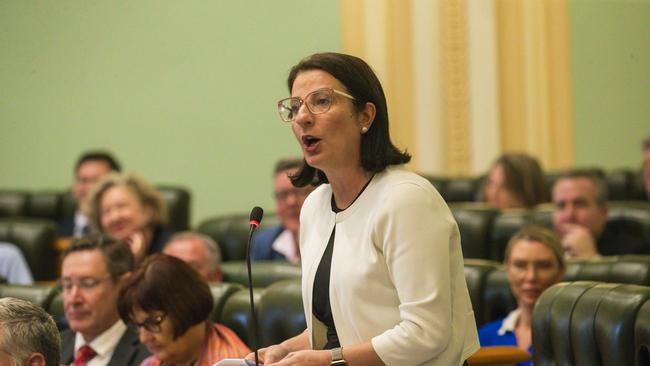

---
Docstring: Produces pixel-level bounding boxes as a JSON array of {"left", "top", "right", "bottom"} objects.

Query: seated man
[
  {"left": 163, "top": 231, "right": 223, "bottom": 282},
  {"left": 58, "top": 151, "right": 121, "bottom": 238},
  {"left": 0, "top": 297, "right": 60, "bottom": 366},
  {"left": 552, "top": 169, "right": 650, "bottom": 258},
  {"left": 60, "top": 234, "right": 150, "bottom": 366},
  {"left": 0, "top": 242, "right": 33, "bottom": 285},
  {"left": 251, "top": 158, "right": 314, "bottom": 264}
]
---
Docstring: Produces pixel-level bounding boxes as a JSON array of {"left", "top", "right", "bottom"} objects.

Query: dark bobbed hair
[
  {"left": 286, "top": 52, "right": 411, "bottom": 187},
  {"left": 490, "top": 153, "right": 548, "bottom": 208},
  {"left": 75, "top": 151, "right": 121, "bottom": 173},
  {"left": 117, "top": 254, "right": 213, "bottom": 339},
  {"left": 62, "top": 233, "right": 134, "bottom": 281}
]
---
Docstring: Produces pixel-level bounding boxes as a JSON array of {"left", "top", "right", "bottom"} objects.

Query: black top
[
  {"left": 597, "top": 219, "right": 650, "bottom": 256},
  {"left": 312, "top": 175, "right": 374, "bottom": 350},
  {"left": 148, "top": 225, "right": 172, "bottom": 255}
]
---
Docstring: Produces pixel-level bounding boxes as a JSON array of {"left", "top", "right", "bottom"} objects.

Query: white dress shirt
[
  {"left": 271, "top": 229, "right": 301, "bottom": 264},
  {"left": 73, "top": 320, "right": 127, "bottom": 366}
]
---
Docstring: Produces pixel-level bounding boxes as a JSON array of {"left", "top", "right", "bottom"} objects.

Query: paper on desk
[{"left": 212, "top": 359, "right": 257, "bottom": 366}]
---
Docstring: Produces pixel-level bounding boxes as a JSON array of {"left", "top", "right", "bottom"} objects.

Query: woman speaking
[{"left": 249, "top": 53, "right": 479, "bottom": 366}]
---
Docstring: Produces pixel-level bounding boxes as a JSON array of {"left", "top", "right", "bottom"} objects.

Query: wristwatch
[{"left": 331, "top": 347, "right": 347, "bottom": 365}]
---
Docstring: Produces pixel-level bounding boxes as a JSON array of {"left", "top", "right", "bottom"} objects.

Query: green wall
[
  {"left": 0, "top": 1, "right": 341, "bottom": 225},
  {"left": 570, "top": 0, "right": 650, "bottom": 170}
]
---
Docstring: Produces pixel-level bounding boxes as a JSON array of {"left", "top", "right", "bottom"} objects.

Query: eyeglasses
[
  {"left": 60, "top": 275, "right": 112, "bottom": 292},
  {"left": 277, "top": 88, "right": 356, "bottom": 122},
  {"left": 134, "top": 313, "right": 167, "bottom": 333}
]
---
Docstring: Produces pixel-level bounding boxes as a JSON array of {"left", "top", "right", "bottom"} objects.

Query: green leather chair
[
  {"left": 463, "top": 259, "right": 501, "bottom": 326},
  {"left": 0, "top": 190, "right": 30, "bottom": 217},
  {"left": 488, "top": 211, "right": 532, "bottom": 261},
  {"left": 157, "top": 185, "right": 191, "bottom": 233},
  {"left": 197, "top": 213, "right": 280, "bottom": 262},
  {"left": 221, "top": 261, "right": 301, "bottom": 288},
  {"left": 0, "top": 218, "right": 58, "bottom": 281},
  {"left": 26, "top": 191, "right": 63, "bottom": 221},
  {"left": 450, "top": 203, "right": 500, "bottom": 259},
  {"left": 218, "top": 287, "right": 265, "bottom": 348},
  {"left": 533, "top": 281, "right": 650, "bottom": 365},
  {"left": 0, "top": 283, "right": 57, "bottom": 308},
  {"left": 209, "top": 281, "right": 244, "bottom": 322},
  {"left": 47, "top": 288, "right": 68, "bottom": 330},
  {"left": 635, "top": 300, "right": 650, "bottom": 366},
  {"left": 257, "top": 279, "right": 305, "bottom": 347}
]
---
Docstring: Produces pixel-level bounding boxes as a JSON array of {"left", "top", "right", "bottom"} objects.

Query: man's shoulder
[
  {"left": 59, "top": 328, "right": 75, "bottom": 344},
  {"left": 110, "top": 325, "right": 151, "bottom": 366}
]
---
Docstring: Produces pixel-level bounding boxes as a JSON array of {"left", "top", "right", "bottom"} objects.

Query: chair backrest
[
  {"left": 564, "top": 255, "right": 650, "bottom": 286},
  {"left": 26, "top": 191, "right": 63, "bottom": 221},
  {"left": 463, "top": 259, "right": 501, "bottom": 326},
  {"left": 0, "top": 191, "right": 30, "bottom": 217},
  {"left": 218, "top": 287, "right": 265, "bottom": 348},
  {"left": 451, "top": 204, "right": 499, "bottom": 259},
  {"left": 488, "top": 211, "right": 532, "bottom": 261},
  {"left": 208, "top": 281, "right": 244, "bottom": 322},
  {"left": 605, "top": 169, "right": 636, "bottom": 200},
  {"left": 533, "top": 281, "right": 650, "bottom": 366},
  {"left": 157, "top": 185, "right": 191, "bottom": 233},
  {"left": 221, "top": 261, "right": 301, "bottom": 288},
  {"left": 257, "top": 279, "right": 305, "bottom": 347},
  {"left": 483, "top": 269, "right": 517, "bottom": 325},
  {"left": 46, "top": 289, "right": 68, "bottom": 331},
  {"left": 0, "top": 283, "right": 57, "bottom": 309},
  {"left": 0, "top": 218, "right": 58, "bottom": 281},
  {"left": 443, "top": 177, "right": 480, "bottom": 203},
  {"left": 635, "top": 299, "right": 650, "bottom": 366},
  {"left": 197, "top": 213, "right": 280, "bottom": 262}
]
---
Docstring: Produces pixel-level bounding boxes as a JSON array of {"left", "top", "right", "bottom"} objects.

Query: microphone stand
[{"left": 246, "top": 207, "right": 263, "bottom": 366}]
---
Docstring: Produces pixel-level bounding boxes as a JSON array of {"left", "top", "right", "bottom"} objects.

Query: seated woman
[
  {"left": 84, "top": 172, "right": 170, "bottom": 264},
  {"left": 478, "top": 226, "right": 565, "bottom": 365},
  {"left": 482, "top": 153, "right": 548, "bottom": 210},
  {"left": 117, "top": 254, "right": 249, "bottom": 366}
]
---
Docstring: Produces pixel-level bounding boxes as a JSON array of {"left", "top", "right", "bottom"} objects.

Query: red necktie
[{"left": 74, "top": 345, "right": 97, "bottom": 366}]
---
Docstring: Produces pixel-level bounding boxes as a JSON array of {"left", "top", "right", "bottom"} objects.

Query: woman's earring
[{"left": 361, "top": 126, "right": 369, "bottom": 134}]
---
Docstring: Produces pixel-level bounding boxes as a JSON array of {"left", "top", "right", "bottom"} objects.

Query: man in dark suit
[
  {"left": 58, "top": 151, "right": 121, "bottom": 238},
  {"left": 59, "top": 234, "right": 150, "bottom": 366},
  {"left": 251, "top": 158, "right": 314, "bottom": 264},
  {"left": 553, "top": 169, "right": 650, "bottom": 258}
]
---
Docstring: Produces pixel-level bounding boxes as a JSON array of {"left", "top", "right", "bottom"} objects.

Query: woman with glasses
[
  {"left": 478, "top": 226, "right": 565, "bottom": 366},
  {"left": 117, "top": 254, "right": 249, "bottom": 366},
  {"left": 249, "top": 53, "right": 479, "bottom": 366}
]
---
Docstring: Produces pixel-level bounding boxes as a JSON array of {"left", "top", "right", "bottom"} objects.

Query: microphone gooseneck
[{"left": 246, "top": 206, "right": 263, "bottom": 366}]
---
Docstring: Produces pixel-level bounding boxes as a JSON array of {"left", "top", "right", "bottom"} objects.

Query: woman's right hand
[{"left": 245, "top": 344, "right": 291, "bottom": 364}]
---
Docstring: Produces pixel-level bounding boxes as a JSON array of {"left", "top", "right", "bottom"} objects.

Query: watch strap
[{"left": 330, "top": 347, "right": 346, "bottom": 365}]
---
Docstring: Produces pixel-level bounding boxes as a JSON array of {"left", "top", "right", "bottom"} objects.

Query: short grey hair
[
  {"left": 0, "top": 297, "right": 60, "bottom": 366},
  {"left": 167, "top": 231, "right": 222, "bottom": 271},
  {"left": 555, "top": 169, "right": 608, "bottom": 206}
]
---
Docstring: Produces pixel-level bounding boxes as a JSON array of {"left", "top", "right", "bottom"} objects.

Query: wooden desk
[{"left": 467, "top": 346, "right": 530, "bottom": 366}]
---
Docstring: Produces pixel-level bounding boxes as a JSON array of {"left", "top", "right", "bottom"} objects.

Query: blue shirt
[{"left": 478, "top": 310, "right": 532, "bottom": 366}]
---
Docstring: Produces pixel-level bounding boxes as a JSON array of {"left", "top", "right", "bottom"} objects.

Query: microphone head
[{"left": 249, "top": 206, "right": 264, "bottom": 227}]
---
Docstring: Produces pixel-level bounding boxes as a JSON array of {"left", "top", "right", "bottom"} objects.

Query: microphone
[{"left": 246, "top": 206, "right": 263, "bottom": 366}]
